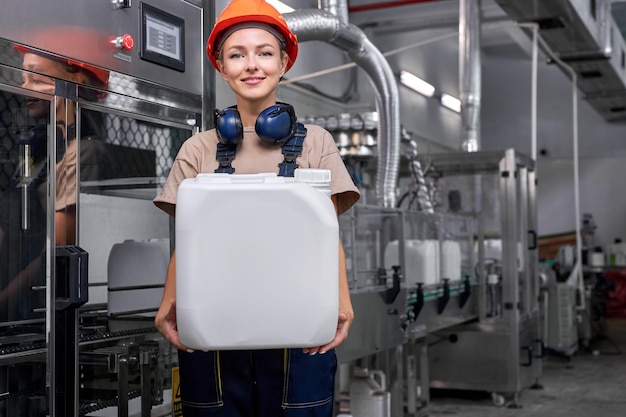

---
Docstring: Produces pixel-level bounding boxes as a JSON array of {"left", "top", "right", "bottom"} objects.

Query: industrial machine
[
  {"left": 297, "top": 109, "right": 544, "bottom": 412},
  {"left": 417, "top": 149, "right": 542, "bottom": 407},
  {"left": 0, "top": 0, "right": 203, "bottom": 415},
  {"left": 288, "top": 105, "right": 545, "bottom": 414},
  {"left": 336, "top": 203, "right": 480, "bottom": 416}
]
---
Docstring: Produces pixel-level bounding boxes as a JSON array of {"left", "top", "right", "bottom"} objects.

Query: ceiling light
[
  {"left": 400, "top": 70, "right": 435, "bottom": 98},
  {"left": 441, "top": 93, "right": 461, "bottom": 113},
  {"left": 266, "top": 0, "right": 295, "bottom": 13}
]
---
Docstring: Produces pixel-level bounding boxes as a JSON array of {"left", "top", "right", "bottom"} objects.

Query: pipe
[
  {"left": 531, "top": 23, "right": 538, "bottom": 161},
  {"left": 285, "top": 8, "right": 401, "bottom": 207},
  {"left": 599, "top": 0, "right": 613, "bottom": 56},
  {"left": 348, "top": 0, "right": 444, "bottom": 13},
  {"left": 459, "top": 0, "right": 481, "bottom": 152},
  {"left": 534, "top": 29, "right": 585, "bottom": 312},
  {"left": 319, "top": 0, "right": 349, "bottom": 25},
  {"left": 404, "top": 130, "right": 434, "bottom": 213},
  {"left": 571, "top": 74, "right": 583, "bottom": 311}
]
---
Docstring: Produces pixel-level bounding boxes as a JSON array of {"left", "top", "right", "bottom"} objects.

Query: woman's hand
[
  {"left": 155, "top": 297, "right": 194, "bottom": 352},
  {"left": 303, "top": 309, "right": 354, "bottom": 355}
]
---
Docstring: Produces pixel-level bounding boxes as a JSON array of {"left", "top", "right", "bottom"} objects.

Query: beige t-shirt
[
  {"left": 55, "top": 139, "right": 78, "bottom": 211},
  {"left": 19, "top": 139, "right": 80, "bottom": 214},
  {"left": 154, "top": 124, "right": 360, "bottom": 216},
  {"left": 55, "top": 137, "right": 107, "bottom": 211}
]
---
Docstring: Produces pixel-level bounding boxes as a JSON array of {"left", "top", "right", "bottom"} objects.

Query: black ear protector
[{"left": 214, "top": 102, "right": 297, "bottom": 146}]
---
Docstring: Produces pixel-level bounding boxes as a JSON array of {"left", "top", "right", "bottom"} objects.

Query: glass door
[
  {"left": 1, "top": 35, "right": 199, "bottom": 416},
  {"left": 0, "top": 48, "right": 56, "bottom": 417},
  {"left": 75, "top": 93, "right": 195, "bottom": 416}
]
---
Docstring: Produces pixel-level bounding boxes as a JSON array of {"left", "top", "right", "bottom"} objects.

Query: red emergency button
[
  {"left": 112, "top": 34, "right": 134, "bottom": 51},
  {"left": 121, "top": 34, "right": 134, "bottom": 50}
]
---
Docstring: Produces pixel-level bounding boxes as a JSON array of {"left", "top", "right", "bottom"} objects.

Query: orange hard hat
[
  {"left": 14, "top": 44, "right": 109, "bottom": 90},
  {"left": 207, "top": 0, "right": 298, "bottom": 72},
  {"left": 12, "top": 26, "right": 111, "bottom": 92}
]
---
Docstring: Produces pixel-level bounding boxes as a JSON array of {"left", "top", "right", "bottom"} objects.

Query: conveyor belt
[
  {"left": 79, "top": 325, "right": 158, "bottom": 344},
  {"left": 0, "top": 387, "right": 45, "bottom": 403},
  {"left": 0, "top": 325, "right": 158, "bottom": 363},
  {"left": 79, "top": 389, "right": 142, "bottom": 414}
]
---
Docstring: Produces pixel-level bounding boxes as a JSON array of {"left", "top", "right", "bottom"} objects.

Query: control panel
[{"left": 0, "top": 0, "right": 203, "bottom": 95}]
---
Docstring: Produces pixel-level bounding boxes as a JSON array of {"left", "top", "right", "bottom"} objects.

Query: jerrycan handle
[
  {"left": 368, "top": 369, "right": 386, "bottom": 392},
  {"left": 229, "top": 173, "right": 279, "bottom": 183},
  {"left": 195, "top": 173, "right": 279, "bottom": 184}
]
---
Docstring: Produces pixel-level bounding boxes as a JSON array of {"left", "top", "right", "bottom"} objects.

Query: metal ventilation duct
[
  {"left": 284, "top": 6, "right": 402, "bottom": 208},
  {"left": 494, "top": 0, "right": 626, "bottom": 121}
]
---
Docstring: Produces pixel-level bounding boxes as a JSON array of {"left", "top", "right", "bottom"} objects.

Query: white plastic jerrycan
[
  {"left": 349, "top": 368, "right": 391, "bottom": 417},
  {"left": 175, "top": 170, "right": 338, "bottom": 350},
  {"left": 384, "top": 239, "right": 440, "bottom": 286}
]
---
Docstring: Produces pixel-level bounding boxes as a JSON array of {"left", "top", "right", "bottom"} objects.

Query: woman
[{"left": 153, "top": 0, "right": 360, "bottom": 416}]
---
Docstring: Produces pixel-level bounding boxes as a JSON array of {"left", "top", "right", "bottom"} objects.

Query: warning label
[{"left": 172, "top": 366, "right": 183, "bottom": 416}]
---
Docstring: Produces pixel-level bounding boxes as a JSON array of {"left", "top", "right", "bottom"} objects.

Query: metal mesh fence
[
  {"left": 102, "top": 113, "right": 183, "bottom": 180},
  {"left": 0, "top": 93, "right": 21, "bottom": 192},
  {"left": 99, "top": 72, "right": 192, "bottom": 180}
]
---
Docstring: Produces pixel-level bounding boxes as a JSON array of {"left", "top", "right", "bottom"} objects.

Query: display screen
[
  {"left": 145, "top": 14, "right": 181, "bottom": 61},
  {"left": 140, "top": 3, "right": 185, "bottom": 72}
]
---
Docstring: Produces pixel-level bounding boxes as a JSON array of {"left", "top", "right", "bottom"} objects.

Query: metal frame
[
  {"left": 421, "top": 149, "right": 542, "bottom": 404},
  {"left": 337, "top": 197, "right": 480, "bottom": 415},
  {"left": 0, "top": 0, "right": 202, "bottom": 411}
]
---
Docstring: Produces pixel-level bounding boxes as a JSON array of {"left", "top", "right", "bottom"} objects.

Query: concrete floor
[{"left": 426, "top": 319, "right": 626, "bottom": 417}]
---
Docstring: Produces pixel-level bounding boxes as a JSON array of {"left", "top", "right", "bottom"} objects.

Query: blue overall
[{"left": 178, "top": 348, "right": 337, "bottom": 417}]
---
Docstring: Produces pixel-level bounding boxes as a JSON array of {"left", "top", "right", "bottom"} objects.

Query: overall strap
[
  {"left": 214, "top": 123, "right": 307, "bottom": 176},
  {"left": 214, "top": 142, "right": 237, "bottom": 174},
  {"left": 278, "top": 123, "right": 306, "bottom": 177}
]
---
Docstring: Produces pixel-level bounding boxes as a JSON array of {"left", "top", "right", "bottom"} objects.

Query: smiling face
[
  {"left": 217, "top": 27, "right": 288, "bottom": 110},
  {"left": 21, "top": 53, "right": 64, "bottom": 120},
  {"left": 21, "top": 52, "right": 87, "bottom": 122}
]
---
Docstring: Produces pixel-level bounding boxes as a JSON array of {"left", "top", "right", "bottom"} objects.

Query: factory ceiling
[
  {"left": 492, "top": 0, "right": 626, "bottom": 122},
  {"left": 346, "top": 0, "right": 626, "bottom": 122}
]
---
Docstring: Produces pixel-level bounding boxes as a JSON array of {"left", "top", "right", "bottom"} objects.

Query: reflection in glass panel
[
  {"left": 0, "top": 32, "right": 196, "bottom": 415},
  {"left": 79, "top": 109, "right": 187, "bottom": 310},
  {"left": 0, "top": 89, "right": 50, "bottom": 416}
]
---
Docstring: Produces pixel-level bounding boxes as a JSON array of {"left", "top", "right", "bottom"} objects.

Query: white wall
[
  {"left": 536, "top": 157, "right": 626, "bottom": 247},
  {"left": 481, "top": 53, "right": 626, "bottom": 159},
  {"left": 480, "top": 46, "right": 626, "bottom": 244},
  {"left": 360, "top": 27, "right": 463, "bottom": 150}
]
